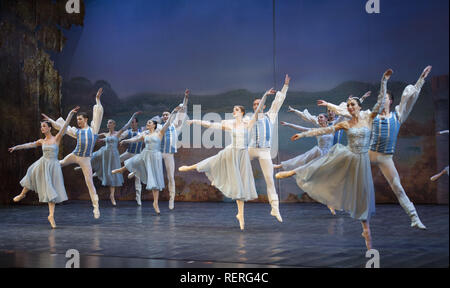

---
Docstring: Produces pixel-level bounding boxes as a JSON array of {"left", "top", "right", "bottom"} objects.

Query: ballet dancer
[
  {"left": 112, "top": 105, "right": 183, "bottom": 215},
  {"left": 179, "top": 88, "right": 277, "bottom": 230},
  {"left": 9, "top": 106, "right": 80, "bottom": 228},
  {"left": 89, "top": 111, "right": 142, "bottom": 206},
  {"left": 276, "top": 69, "right": 392, "bottom": 250},
  {"left": 286, "top": 91, "right": 371, "bottom": 145},
  {"left": 119, "top": 117, "right": 145, "bottom": 205},
  {"left": 247, "top": 74, "right": 290, "bottom": 223},
  {"left": 273, "top": 116, "right": 336, "bottom": 215},
  {"left": 42, "top": 88, "right": 104, "bottom": 219},
  {"left": 431, "top": 130, "right": 449, "bottom": 181},
  {"left": 319, "top": 66, "right": 432, "bottom": 229},
  {"left": 160, "top": 89, "right": 189, "bottom": 210}
]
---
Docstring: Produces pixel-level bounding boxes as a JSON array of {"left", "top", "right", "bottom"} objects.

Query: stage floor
[{"left": 0, "top": 201, "right": 448, "bottom": 268}]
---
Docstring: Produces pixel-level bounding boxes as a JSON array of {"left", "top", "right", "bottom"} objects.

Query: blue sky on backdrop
[{"left": 55, "top": 0, "right": 449, "bottom": 97}]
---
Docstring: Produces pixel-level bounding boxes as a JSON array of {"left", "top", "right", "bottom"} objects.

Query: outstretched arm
[
  {"left": 120, "top": 133, "right": 145, "bottom": 145},
  {"left": 41, "top": 114, "right": 77, "bottom": 139},
  {"left": 396, "top": 66, "right": 432, "bottom": 124},
  {"left": 55, "top": 106, "right": 80, "bottom": 143},
  {"left": 186, "top": 119, "right": 231, "bottom": 131},
  {"left": 9, "top": 140, "right": 42, "bottom": 153},
  {"left": 370, "top": 69, "right": 393, "bottom": 119},
  {"left": 116, "top": 111, "right": 142, "bottom": 138},
  {"left": 291, "top": 122, "right": 347, "bottom": 141},
  {"left": 91, "top": 88, "right": 104, "bottom": 134},
  {"left": 266, "top": 74, "right": 290, "bottom": 123},
  {"left": 280, "top": 121, "right": 311, "bottom": 132},
  {"left": 318, "top": 100, "right": 351, "bottom": 119},
  {"left": 248, "top": 88, "right": 276, "bottom": 128},
  {"left": 287, "top": 106, "right": 320, "bottom": 127}
]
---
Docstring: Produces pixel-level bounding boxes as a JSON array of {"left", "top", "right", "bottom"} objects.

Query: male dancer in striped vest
[
  {"left": 120, "top": 117, "right": 145, "bottom": 206},
  {"left": 160, "top": 89, "right": 189, "bottom": 210},
  {"left": 248, "top": 74, "right": 290, "bottom": 222},
  {"left": 368, "top": 66, "right": 431, "bottom": 229},
  {"left": 42, "top": 88, "right": 104, "bottom": 219}
]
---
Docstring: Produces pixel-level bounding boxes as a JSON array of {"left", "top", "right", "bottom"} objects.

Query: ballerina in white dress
[
  {"left": 178, "top": 88, "right": 276, "bottom": 230},
  {"left": 112, "top": 106, "right": 182, "bottom": 215},
  {"left": 9, "top": 106, "right": 80, "bottom": 228},
  {"left": 276, "top": 69, "right": 393, "bottom": 250},
  {"left": 88, "top": 111, "right": 141, "bottom": 206}
]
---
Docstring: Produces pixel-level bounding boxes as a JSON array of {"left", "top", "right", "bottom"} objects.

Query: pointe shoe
[
  {"left": 127, "top": 172, "right": 135, "bottom": 179},
  {"left": 411, "top": 215, "right": 426, "bottom": 230},
  {"left": 430, "top": 174, "right": 440, "bottom": 182},
  {"left": 169, "top": 196, "right": 174, "bottom": 210},
  {"left": 48, "top": 216, "right": 56, "bottom": 229},
  {"left": 361, "top": 231, "right": 372, "bottom": 250},
  {"left": 93, "top": 207, "right": 100, "bottom": 219},
  {"left": 110, "top": 195, "right": 116, "bottom": 206},
  {"left": 273, "top": 164, "right": 282, "bottom": 169},
  {"left": 236, "top": 214, "right": 245, "bottom": 230},
  {"left": 92, "top": 172, "right": 98, "bottom": 178},
  {"left": 270, "top": 209, "right": 283, "bottom": 222},
  {"left": 153, "top": 202, "right": 160, "bottom": 215},
  {"left": 328, "top": 206, "right": 336, "bottom": 216},
  {"left": 74, "top": 166, "right": 81, "bottom": 171},
  {"left": 13, "top": 193, "right": 26, "bottom": 202},
  {"left": 111, "top": 169, "right": 120, "bottom": 175},
  {"left": 178, "top": 166, "right": 190, "bottom": 172},
  {"left": 275, "top": 171, "right": 295, "bottom": 179}
]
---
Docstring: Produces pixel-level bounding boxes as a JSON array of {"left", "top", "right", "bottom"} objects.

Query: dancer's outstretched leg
[
  {"left": 13, "top": 187, "right": 29, "bottom": 202},
  {"left": 236, "top": 200, "right": 245, "bottom": 230},
  {"left": 112, "top": 166, "right": 127, "bottom": 175},
  {"left": 48, "top": 202, "right": 56, "bottom": 229},
  {"left": 275, "top": 170, "right": 295, "bottom": 179},
  {"left": 152, "top": 189, "right": 160, "bottom": 215},
  {"left": 179, "top": 164, "right": 197, "bottom": 172}
]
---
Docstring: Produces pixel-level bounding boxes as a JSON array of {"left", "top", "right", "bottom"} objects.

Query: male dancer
[
  {"left": 120, "top": 117, "right": 145, "bottom": 206},
  {"left": 160, "top": 89, "right": 189, "bottom": 210},
  {"left": 248, "top": 74, "right": 290, "bottom": 222},
  {"left": 42, "top": 88, "right": 104, "bottom": 219},
  {"left": 322, "top": 66, "right": 432, "bottom": 229}
]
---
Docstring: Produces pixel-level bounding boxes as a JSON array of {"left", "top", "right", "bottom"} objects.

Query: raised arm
[
  {"left": 55, "top": 106, "right": 80, "bottom": 143},
  {"left": 396, "top": 66, "right": 432, "bottom": 124},
  {"left": 370, "top": 69, "right": 392, "bottom": 119},
  {"left": 91, "top": 88, "right": 104, "bottom": 134},
  {"left": 319, "top": 100, "right": 351, "bottom": 119},
  {"left": 41, "top": 113, "right": 77, "bottom": 139},
  {"left": 160, "top": 106, "right": 182, "bottom": 136},
  {"left": 8, "top": 140, "right": 42, "bottom": 153},
  {"left": 173, "top": 89, "right": 190, "bottom": 133},
  {"left": 287, "top": 106, "right": 320, "bottom": 127},
  {"left": 266, "top": 74, "right": 290, "bottom": 123},
  {"left": 248, "top": 88, "right": 276, "bottom": 128},
  {"left": 116, "top": 111, "right": 142, "bottom": 138},
  {"left": 186, "top": 119, "right": 230, "bottom": 131},
  {"left": 280, "top": 121, "right": 312, "bottom": 132},
  {"left": 120, "top": 132, "right": 146, "bottom": 145}
]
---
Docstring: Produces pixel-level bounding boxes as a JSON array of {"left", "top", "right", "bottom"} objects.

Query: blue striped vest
[
  {"left": 370, "top": 111, "right": 400, "bottom": 154},
  {"left": 249, "top": 114, "right": 272, "bottom": 148},
  {"left": 73, "top": 127, "right": 98, "bottom": 157},
  {"left": 161, "top": 123, "right": 177, "bottom": 154},
  {"left": 126, "top": 128, "right": 143, "bottom": 154}
]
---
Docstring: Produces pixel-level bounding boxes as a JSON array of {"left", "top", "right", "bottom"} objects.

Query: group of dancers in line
[{"left": 8, "top": 65, "right": 445, "bottom": 250}]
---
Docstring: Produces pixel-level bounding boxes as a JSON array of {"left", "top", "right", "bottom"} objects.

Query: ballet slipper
[
  {"left": 153, "top": 201, "right": 160, "bottom": 215},
  {"left": 13, "top": 193, "right": 26, "bottom": 202},
  {"left": 111, "top": 169, "right": 120, "bottom": 175},
  {"left": 273, "top": 164, "right": 282, "bottom": 169},
  {"left": 270, "top": 200, "right": 283, "bottom": 222},
  {"left": 93, "top": 196, "right": 100, "bottom": 219},
  {"left": 328, "top": 206, "right": 336, "bottom": 215},
  {"left": 110, "top": 194, "right": 116, "bottom": 206},
  {"left": 136, "top": 195, "right": 142, "bottom": 206},
  {"left": 361, "top": 230, "right": 372, "bottom": 250},
  {"left": 178, "top": 166, "right": 190, "bottom": 172},
  {"left": 236, "top": 214, "right": 245, "bottom": 231},
  {"left": 73, "top": 166, "right": 81, "bottom": 171},
  {"left": 275, "top": 171, "right": 295, "bottom": 179},
  {"left": 48, "top": 215, "right": 56, "bottom": 229},
  {"left": 411, "top": 215, "right": 426, "bottom": 230},
  {"left": 430, "top": 173, "right": 441, "bottom": 182}
]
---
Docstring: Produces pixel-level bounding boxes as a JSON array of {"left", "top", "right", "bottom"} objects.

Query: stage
[{"left": 0, "top": 201, "right": 448, "bottom": 268}]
